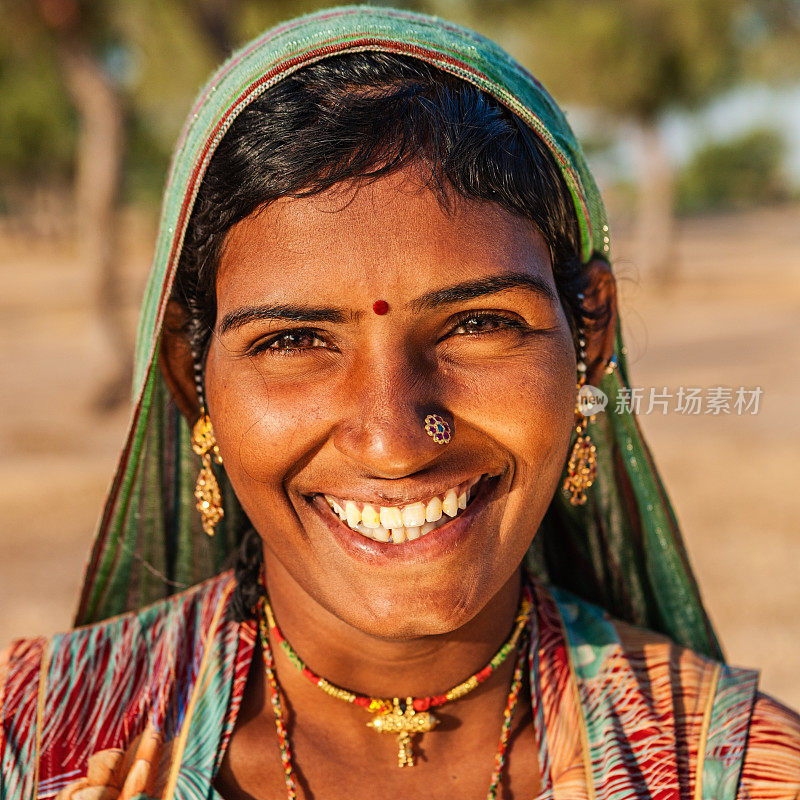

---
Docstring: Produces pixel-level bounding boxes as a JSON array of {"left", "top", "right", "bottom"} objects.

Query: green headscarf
[{"left": 74, "top": 5, "right": 722, "bottom": 660}]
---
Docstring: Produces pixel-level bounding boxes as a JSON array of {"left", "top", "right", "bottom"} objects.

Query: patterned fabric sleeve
[
  {"left": 0, "top": 637, "right": 47, "bottom": 800},
  {"left": 1, "top": 572, "right": 243, "bottom": 799},
  {"left": 738, "top": 692, "right": 800, "bottom": 799}
]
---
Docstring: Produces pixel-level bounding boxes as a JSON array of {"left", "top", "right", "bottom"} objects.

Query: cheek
[
  {"left": 204, "top": 353, "right": 335, "bottom": 488},
  {"left": 451, "top": 341, "right": 575, "bottom": 473},
  {"left": 477, "top": 346, "right": 575, "bottom": 543},
  {"left": 521, "top": 350, "right": 576, "bottom": 467}
]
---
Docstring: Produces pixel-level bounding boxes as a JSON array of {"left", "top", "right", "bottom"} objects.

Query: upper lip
[{"left": 310, "top": 473, "right": 492, "bottom": 507}]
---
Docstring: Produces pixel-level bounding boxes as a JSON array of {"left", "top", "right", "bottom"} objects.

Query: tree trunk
[
  {"left": 635, "top": 118, "right": 678, "bottom": 285},
  {"left": 58, "top": 42, "right": 132, "bottom": 411}
]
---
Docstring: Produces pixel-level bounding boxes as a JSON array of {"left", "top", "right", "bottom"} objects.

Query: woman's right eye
[{"left": 250, "top": 329, "right": 330, "bottom": 356}]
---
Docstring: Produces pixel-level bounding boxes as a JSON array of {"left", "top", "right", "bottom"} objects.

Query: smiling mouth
[{"left": 320, "top": 474, "right": 489, "bottom": 544}]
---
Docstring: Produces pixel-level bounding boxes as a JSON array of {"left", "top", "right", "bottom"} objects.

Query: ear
[
  {"left": 580, "top": 258, "right": 618, "bottom": 388},
  {"left": 158, "top": 299, "right": 203, "bottom": 423}
]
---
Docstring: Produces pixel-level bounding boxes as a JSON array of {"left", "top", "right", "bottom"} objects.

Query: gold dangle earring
[
  {"left": 190, "top": 348, "right": 224, "bottom": 536},
  {"left": 563, "top": 296, "right": 597, "bottom": 506}
]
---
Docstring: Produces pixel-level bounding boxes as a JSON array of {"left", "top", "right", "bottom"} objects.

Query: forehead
[{"left": 216, "top": 170, "right": 553, "bottom": 306}]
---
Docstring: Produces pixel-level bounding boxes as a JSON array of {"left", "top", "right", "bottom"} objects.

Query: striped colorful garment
[{"left": 1, "top": 572, "right": 798, "bottom": 799}]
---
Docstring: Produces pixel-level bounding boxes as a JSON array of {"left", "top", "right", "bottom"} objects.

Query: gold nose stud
[{"left": 424, "top": 413, "right": 452, "bottom": 445}]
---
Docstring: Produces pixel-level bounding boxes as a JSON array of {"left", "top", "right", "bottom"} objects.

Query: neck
[{"left": 261, "top": 555, "right": 524, "bottom": 700}]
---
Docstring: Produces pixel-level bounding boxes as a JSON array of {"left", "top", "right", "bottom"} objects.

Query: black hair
[{"left": 171, "top": 51, "right": 601, "bottom": 620}]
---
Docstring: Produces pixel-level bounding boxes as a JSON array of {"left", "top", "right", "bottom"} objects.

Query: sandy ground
[{"left": 1, "top": 205, "right": 798, "bottom": 709}]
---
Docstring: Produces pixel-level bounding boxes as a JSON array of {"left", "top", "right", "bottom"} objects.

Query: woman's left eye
[
  {"left": 250, "top": 329, "right": 329, "bottom": 355},
  {"left": 446, "top": 312, "right": 525, "bottom": 337}
]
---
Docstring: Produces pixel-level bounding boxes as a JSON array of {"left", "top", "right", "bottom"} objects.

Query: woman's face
[{"left": 204, "top": 169, "right": 577, "bottom": 638}]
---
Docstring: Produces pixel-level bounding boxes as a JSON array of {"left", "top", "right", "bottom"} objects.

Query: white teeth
[
  {"left": 371, "top": 525, "right": 390, "bottom": 542},
  {"left": 323, "top": 476, "right": 485, "bottom": 544},
  {"left": 442, "top": 489, "right": 459, "bottom": 517},
  {"left": 346, "top": 501, "right": 361, "bottom": 528},
  {"left": 380, "top": 506, "right": 403, "bottom": 529},
  {"left": 425, "top": 497, "right": 443, "bottom": 522},
  {"left": 420, "top": 522, "right": 436, "bottom": 535},
  {"left": 361, "top": 504, "right": 380, "bottom": 528},
  {"left": 401, "top": 502, "right": 426, "bottom": 527}
]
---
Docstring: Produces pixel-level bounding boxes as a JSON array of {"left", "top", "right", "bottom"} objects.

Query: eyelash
[
  {"left": 446, "top": 311, "right": 526, "bottom": 337},
  {"left": 248, "top": 312, "right": 526, "bottom": 356},
  {"left": 249, "top": 329, "right": 329, "bottom": 356}
]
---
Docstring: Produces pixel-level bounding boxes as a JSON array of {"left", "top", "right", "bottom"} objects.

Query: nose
[{"left": 332, "top": 355, "right": 451, "bottom": 479}]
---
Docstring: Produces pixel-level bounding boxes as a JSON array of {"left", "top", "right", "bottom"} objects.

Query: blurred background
[{"left": 1, "top": 0, "right": 799, "bottom": 707}]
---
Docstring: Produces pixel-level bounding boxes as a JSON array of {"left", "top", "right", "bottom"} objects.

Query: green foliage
[
  {"left": 0, "top": 33, "right": 76, "bottom": 180},
  {"left": 676, "top": 128, "right": 790, "bottom": 213},
  {"left": 1, "top": 0, "right": 798, "bottom": 211},
  {"left": 490, "top": 0, "right": 744, "bottom": 120},
  {"left": 734, "top": 2, "right": 800, "bottom": 83},
  {"left": 441, "top": 0, "right": 800, "bottom": 121}
]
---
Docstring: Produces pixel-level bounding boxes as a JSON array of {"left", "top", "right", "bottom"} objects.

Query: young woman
[{"left": 2, "top": 7, "right": 798, "bottom": 799}]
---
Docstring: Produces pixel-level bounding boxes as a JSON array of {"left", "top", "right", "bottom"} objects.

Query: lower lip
[{"left": 308, "top": 475, "right": 498, "bottom": 565}]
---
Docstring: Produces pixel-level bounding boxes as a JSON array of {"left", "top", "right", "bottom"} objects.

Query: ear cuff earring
[
  {"left": 562, "top": 294, "right": 598, "bottom": 506},
  {"left": 189, "top": 345, "right": 224, "bottom": 536}
]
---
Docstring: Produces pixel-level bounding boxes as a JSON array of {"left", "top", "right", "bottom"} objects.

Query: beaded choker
[{"left": 257, "top": 584, "right": 533, "bottom": 772}]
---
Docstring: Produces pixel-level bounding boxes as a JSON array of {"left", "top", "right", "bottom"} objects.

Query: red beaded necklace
[{"left": 257, "top": 584, "right": 533, "bottom": 798}]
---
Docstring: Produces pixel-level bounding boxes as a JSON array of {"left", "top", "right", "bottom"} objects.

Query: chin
[{"left": 332, "top": 574, "right": 494, "bottom": 640}]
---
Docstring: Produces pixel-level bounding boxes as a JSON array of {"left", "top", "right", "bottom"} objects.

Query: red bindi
[{"left": 372, "top": 300, "right": 389, "bottom": 315}]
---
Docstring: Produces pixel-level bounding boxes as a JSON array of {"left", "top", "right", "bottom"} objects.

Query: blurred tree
[
  {"left": 434, "top": 0, "right": 800, "bottom": 283},
  {"left": 176, "top": 0, "right": 240, "bottom": 59},
  {"left": 735, "top": 1, "right": 800, "bottom": 82},
  {"left": 31, "top": 0, "right": 132, "bottom": 410},
  {"left": 0, "top": 25, "right": 75, "bottom": 234},
  {"left": 0, "top": 33, "right": 74, "bottom": 178},
  {"left": 677, "top": 128, "right": 790, "bottom": 213}
]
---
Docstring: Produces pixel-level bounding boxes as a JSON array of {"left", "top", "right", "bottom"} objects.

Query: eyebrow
[
  {"left": 217, "top": 272, "right": 559, "bottom": 334},
  {"left": 409, "top": 272, "right": 560, "bottom": 312},
  {"left": 217, "top": 303, "right": 353, "bottom": 335}
]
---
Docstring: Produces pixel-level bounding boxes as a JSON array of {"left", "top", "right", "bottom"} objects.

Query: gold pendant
[{"left": 366, "top": 698, "right": 439, "bottom": 767}]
